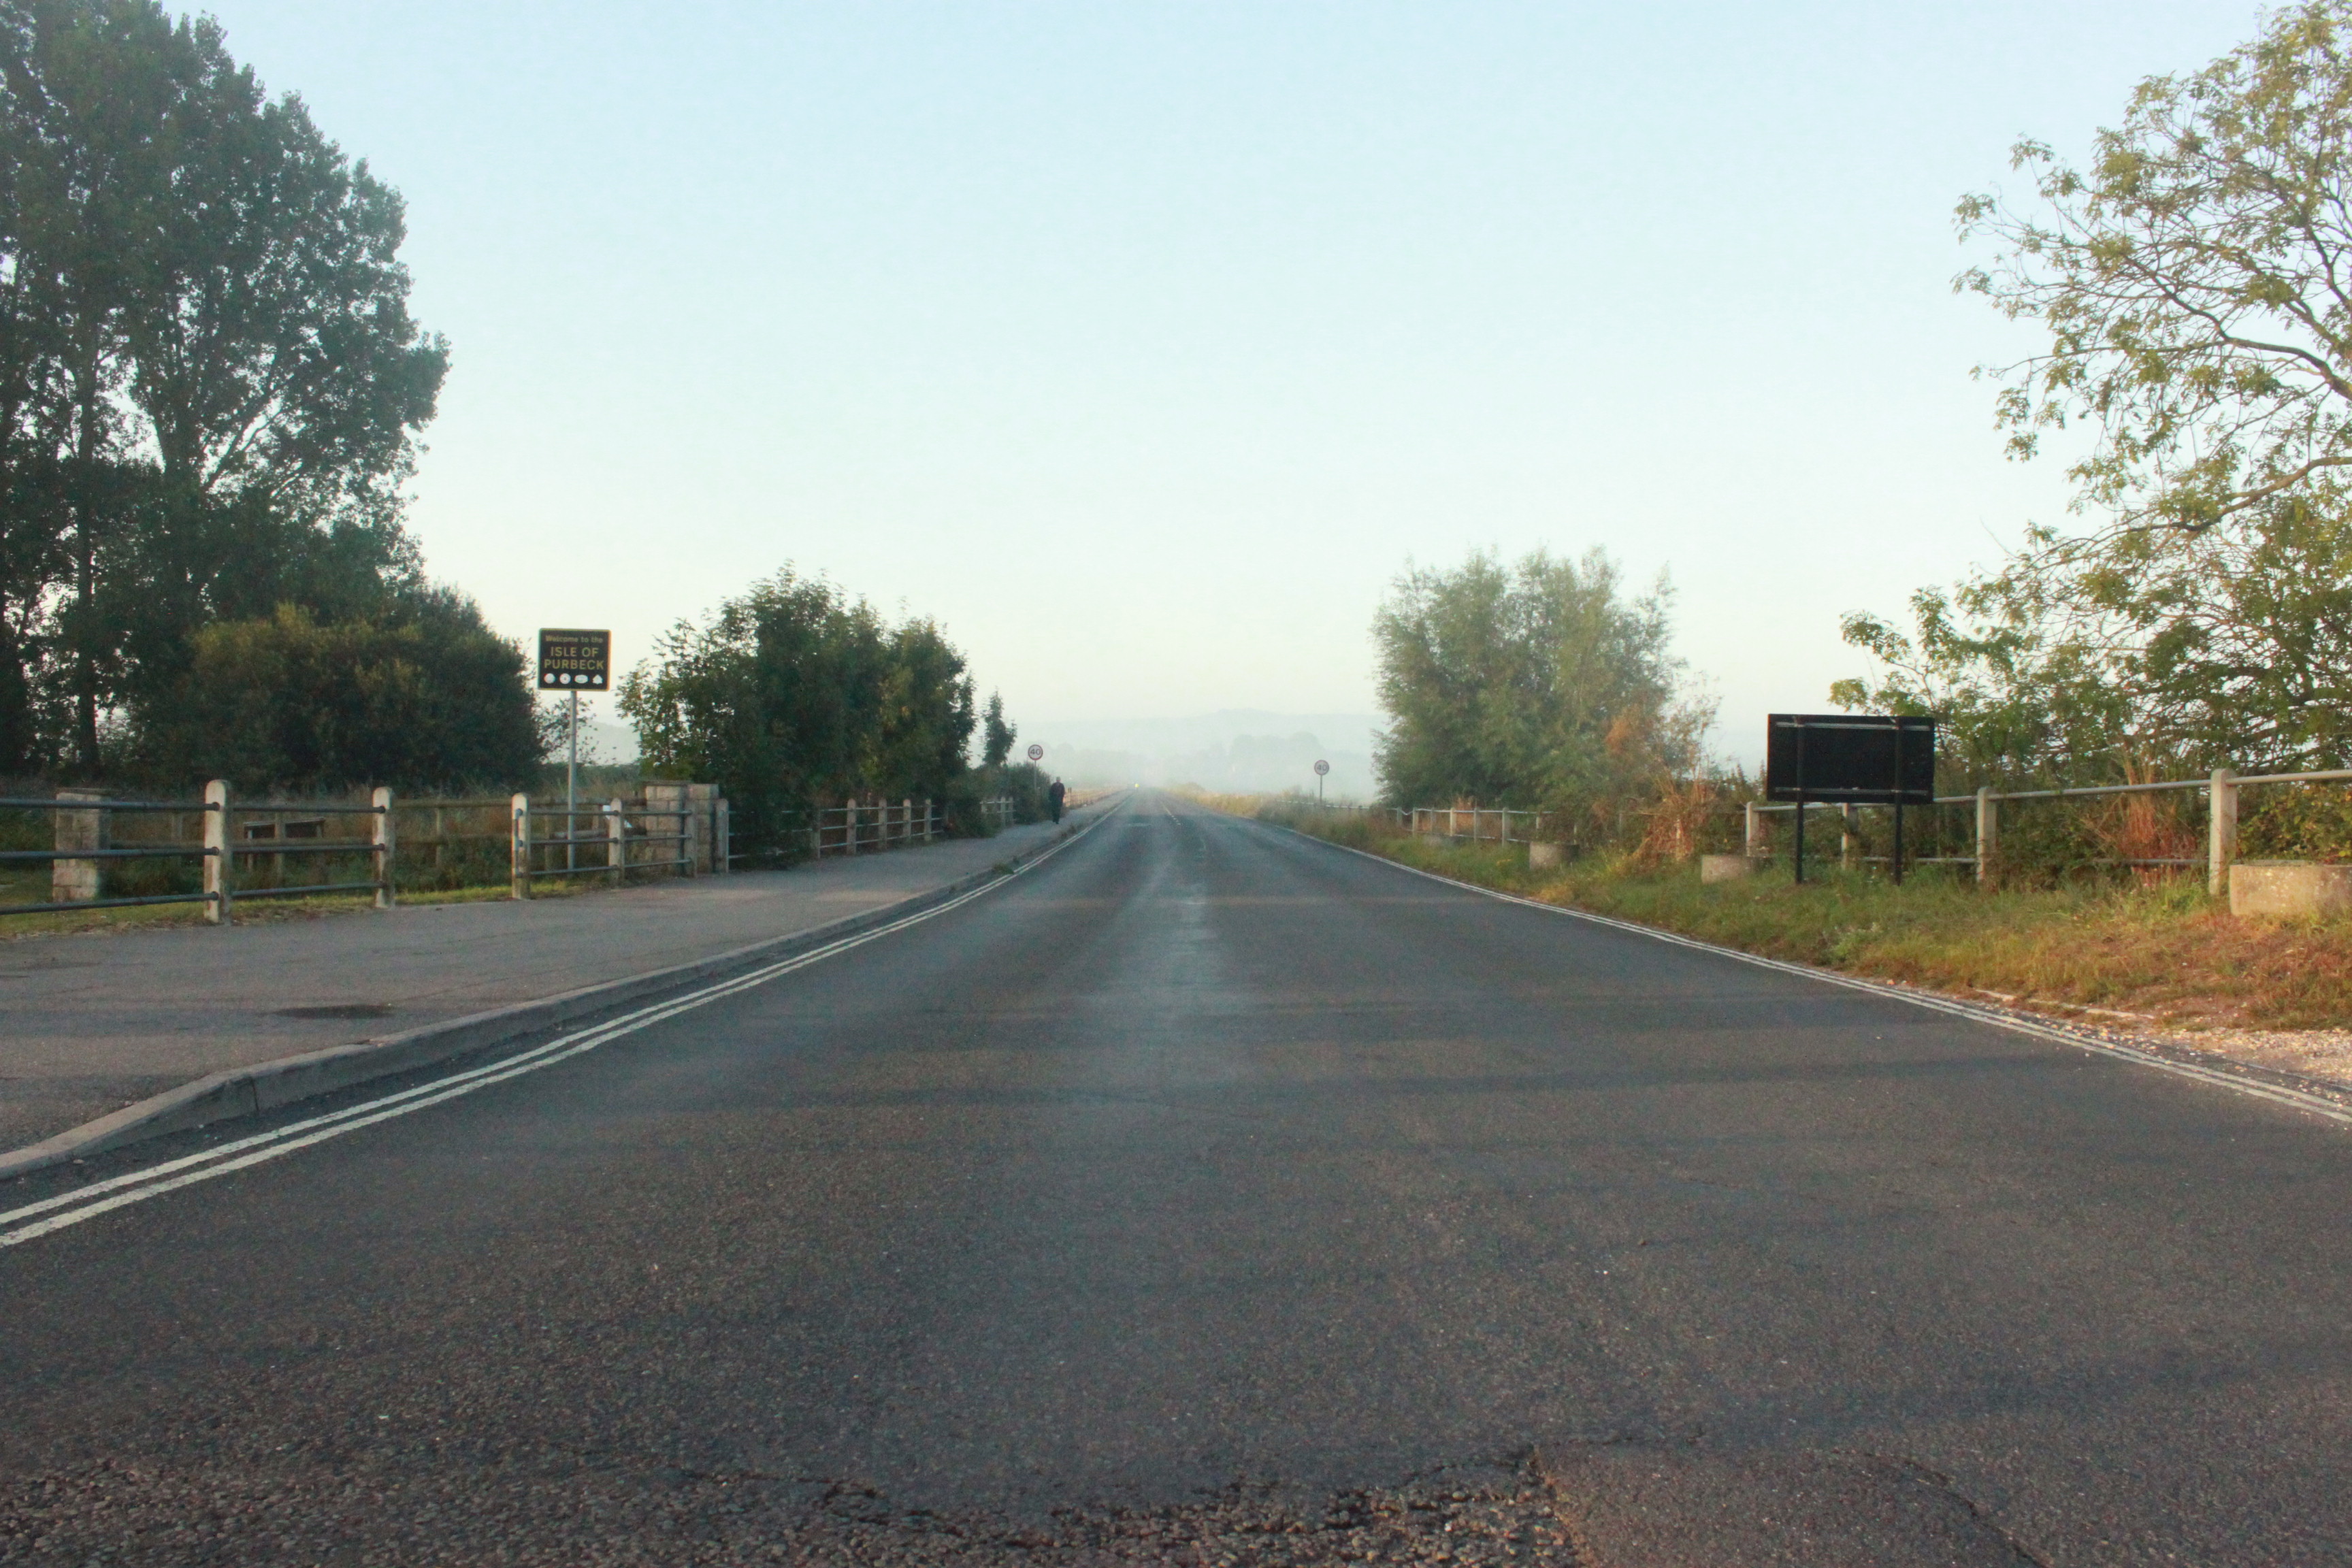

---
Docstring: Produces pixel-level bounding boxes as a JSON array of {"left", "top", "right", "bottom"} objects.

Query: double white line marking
[{"left": 2, "top": 820, "right": 1100, "bottom": 1250}]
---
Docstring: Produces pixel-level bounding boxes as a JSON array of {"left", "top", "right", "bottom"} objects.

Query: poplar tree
[{"left": 0, "top": 0, "right": 447, "bottom": 774}]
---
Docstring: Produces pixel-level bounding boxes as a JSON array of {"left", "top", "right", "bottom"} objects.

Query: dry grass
[
  {"left": 1169, "top": 787, "right": 1285, "bottom": 818},
  {"left": 1269, "top": 806, "right": 2352, "bottom": 1033}
]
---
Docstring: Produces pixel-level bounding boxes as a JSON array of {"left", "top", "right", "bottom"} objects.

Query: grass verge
[{"left": 1254, "top": 806, "right": 2352, "bottom": 1032}]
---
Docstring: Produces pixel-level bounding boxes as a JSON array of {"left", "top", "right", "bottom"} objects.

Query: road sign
[
  {"left": 537, "top": 629, "right": 612, "bottom": 691},
  {"left": 1313, "top": 760, "right": 1330, "bottom": 777},
  {"left": 1765, "top": 713, "right": 1938, "bottom": 886},
  {"left": 1765, "top": 714, "right": 1935, "bottom": 804},
  {"left": 1027, "top": 744, "right": 1045, "bottom": 762}
]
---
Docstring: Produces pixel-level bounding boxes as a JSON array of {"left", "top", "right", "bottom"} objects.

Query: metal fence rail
[
  {"left": 0, "top": 785, "right": 397, "bottom": 922},
  {"left": 1732, "top": 765, "right": 2352, "bottom": 893},
  {"left": 507, "top": 794, "right": 715, "bottom": 897},
  {"left": 1, "top": 781, "right": 733, "bottom": 924},
  {"left": 0, "top": 792, "right": 221, "bottom": 917}
]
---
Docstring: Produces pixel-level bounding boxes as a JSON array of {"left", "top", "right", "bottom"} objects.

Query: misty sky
[{"left": 197, "top": 1, "right": 2261, "bottom": 763}]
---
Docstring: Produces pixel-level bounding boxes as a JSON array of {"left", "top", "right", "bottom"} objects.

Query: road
[{"left": 3, "top": 791, "right": 2349, "bottom": 1565}]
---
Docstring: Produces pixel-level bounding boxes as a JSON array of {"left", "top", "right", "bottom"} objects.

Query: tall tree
[
  {"left": 0, "top": 0, "right": 446, "bottom": 773},
  {"left": 125, "top": 20, "right": 444, "bottom": 541},
  {"left": 1960, "top": 0, "right": 2352, "bottom": 539},
  {"left": 0, "top": 0, "right": 187, "bottom": 768},
  {"left": 980, "top": 689, "right": 1015, "bottom": 768},
  {"left": 1848, "top": 1, "right": 2352, "bottom": 777}
]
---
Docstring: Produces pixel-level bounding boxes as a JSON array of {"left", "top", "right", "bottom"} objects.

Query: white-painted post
[
  {"left": 1840, "top": 803, "right": 1857, "bottom": 871},
  {"left": 510, "top": 793, "right": 532, "bottom": 900},
  {"left": 902, "top": 797, "right": 913, "bottom": 849},
  {"left": 606, "top": 798, "right": 627, "bottom": 884},
  {"left": 203, "top": 779, "right": 231, "bottom": 924},
  {"left": 1975, "top": 787, "right": 1997, "bottom": 887},
  {"left": 1744, "top": 802, "right": 1762, "bottom": 860},
  {"left": 2209, "top": 769, "right": 2238, "bottom": 898},
  {"left": 372, "top": 787, "right": 396, "bottom": 908},
  {"left": 845, "top": 799, "right": 859, "bottom": 855},
  {"left": 715, "top": 798, "right": 730, "bottom": 873}
]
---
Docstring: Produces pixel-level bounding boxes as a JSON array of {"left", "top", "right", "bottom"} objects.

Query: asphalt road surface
[{"left": 4, "top": 792, "right": 2349, "bottom": 1565}]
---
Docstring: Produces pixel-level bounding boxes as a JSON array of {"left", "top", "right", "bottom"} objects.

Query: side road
[{"left": 0, "top": 800, "right": 1120, "bottom": 1165}]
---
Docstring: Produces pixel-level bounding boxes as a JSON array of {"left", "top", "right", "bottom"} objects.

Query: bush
[{"left": 127, "top": 591, "right": 541, "bottom": 793}]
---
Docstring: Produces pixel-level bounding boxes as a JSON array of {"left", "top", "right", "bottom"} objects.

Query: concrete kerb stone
[{"left": 0, "top": 809, "right": 1110, "bottom": 1182}]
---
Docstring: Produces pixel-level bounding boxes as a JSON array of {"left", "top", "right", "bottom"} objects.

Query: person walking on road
[{"left": 1048, "top": 779, "right": 1066, "bottom": 823}]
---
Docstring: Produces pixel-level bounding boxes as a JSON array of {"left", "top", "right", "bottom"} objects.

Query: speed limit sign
[{"left": 1027, "top": 744, "right": 1044, "bottom": 762}]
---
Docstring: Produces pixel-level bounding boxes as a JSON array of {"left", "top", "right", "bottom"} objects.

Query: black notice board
[
  {"left": 1765, "top": 714, "right": 1936, "bottom": 804},
  {"left": 537, "top": 628, "right": 612, "bottom": 691}
]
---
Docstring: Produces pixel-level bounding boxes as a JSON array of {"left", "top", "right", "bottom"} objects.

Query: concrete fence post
[
  {"left": 844, "top": 799, "right": 858, "bottom": 855},
  {"left": 203, "top": 779, "right": 231, "bottom": 924},
  {"left": 2209, "top": 768, "right": 2238, "bottom": 898},
  {"left": 1975, "top": 787, "right": 1997, "bottom": 887},
  {"left": 51, "top": 787, "right": 106, "bottom": 904},
  {"left": 372, "top": 787, "right": 396, "bottom": 909},
  {"left": 510, "top": 792, "right": 532, "bottom": 900},
  {"left": 688, "top": 784, "right": 713, "bottom": 875},
  {"left": 1840, "top": 803, "right": 1858, "bottom": 871},
  {"left": 715, "top": 798, "right": 730, "bottom": 873},
  {"left": 1744, "top": 802, "right": 1761, "bottom": 859},
  {"left": 606, "top": 798, "right": 627, "bottom": 885},
  {"left": 902, "top": 798, "right": 913, "bottom": 849},
  {"left": 924, "top": 798, "right": 934, "bottom": 844}
]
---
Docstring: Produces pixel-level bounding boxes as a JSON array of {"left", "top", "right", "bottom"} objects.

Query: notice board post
[
  {"left": 1766, "top": 714, "right": 1936, "bottom": 885},
  {"left": 538, "top": 630, "right": 612, "bottom": 874}
]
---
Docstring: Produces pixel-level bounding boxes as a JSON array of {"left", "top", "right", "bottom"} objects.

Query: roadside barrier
[
  {"left": 1, "top": 783, "right": 734, "bottom": 924},
  {"left": 0, "top": 784, "right": 392, "bottom": 923},
  {"left": 508, "top": 796, "right": 702, "bottom": 898},
  {"left": 1290, "top": 777, "right": 2352, "bottom": 898},
  {"left": 811, "top": 798, "right": 943, "bottom": 858},
  {"left": 5, "top": 783, "right": 1113, "bottom": 922},
  {"left": 1740, "top": 766, "right": 2352, "bottom": 894}
]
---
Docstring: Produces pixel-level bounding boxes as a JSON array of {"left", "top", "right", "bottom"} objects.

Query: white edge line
[
  {"left": 1265, "top": 823, "right": 2352, "bottom": 1131},
  {"left": 2, "top": 808, "right": 1114, "bottom": 1247}
]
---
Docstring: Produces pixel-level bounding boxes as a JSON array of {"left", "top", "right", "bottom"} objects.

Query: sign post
[
  {"left": 538, "top": 630, "right": 612, "bottom": 874},
  {"left": 1765, "top": 714, "right": 1936, "bottom": 885},
  {"left": 1313, "top": 758, "right": 1330, "bottom": 802}
]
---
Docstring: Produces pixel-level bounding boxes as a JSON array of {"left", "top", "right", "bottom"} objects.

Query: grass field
[{"left": 1240, "top": 801, "right": 2352, "bottom": 1034}]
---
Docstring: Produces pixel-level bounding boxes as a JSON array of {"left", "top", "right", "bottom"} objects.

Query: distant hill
[{"left": 1024, "top": 710, "right": 1385, "bottom": 800}]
